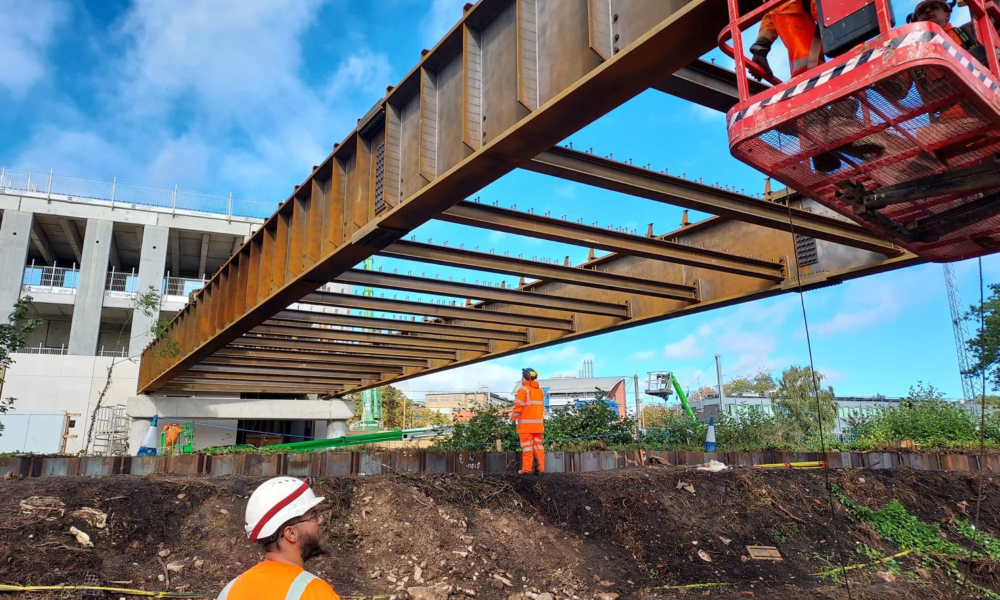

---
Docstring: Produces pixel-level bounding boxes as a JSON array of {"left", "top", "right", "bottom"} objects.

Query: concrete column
[
  {"left": 326, "top": 420, "right": 348, "bottom": 438},
  {"left": 68, "top": 219, "right": 113, "bottom": 355},
  {"left": 0, "top": 211, "right": 33, "bottom": 317},
  {"left": 129, "top": 225, "right": 169, "bottom": 355}
]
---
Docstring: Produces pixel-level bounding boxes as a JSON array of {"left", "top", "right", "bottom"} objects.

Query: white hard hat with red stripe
[{"left": 244, "top": 477, "right": 325, "bottom": 541}]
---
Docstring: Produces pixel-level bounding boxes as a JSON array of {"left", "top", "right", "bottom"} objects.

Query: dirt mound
[{"left": 0, "top": 468, "right": 998, "bottom": 600}]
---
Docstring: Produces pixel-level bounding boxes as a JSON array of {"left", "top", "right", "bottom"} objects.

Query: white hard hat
[{"left": 244, "top": 477, "right": 325, "bottom": 541}]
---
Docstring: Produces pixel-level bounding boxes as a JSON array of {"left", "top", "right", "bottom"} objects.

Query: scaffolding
[{"left": 90, "top": 405, "right": 129, "bottom": 455}]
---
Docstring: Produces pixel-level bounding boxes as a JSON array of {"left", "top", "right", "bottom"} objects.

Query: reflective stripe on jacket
[
  {"left": 512, "top": 381, "right": 545, "bottom": 434},
  {"left": 219, "top": 561, "right": 339, "bottom": 600}
]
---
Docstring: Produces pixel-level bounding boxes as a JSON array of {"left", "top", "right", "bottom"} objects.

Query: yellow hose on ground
[
  {"left": 654, "top": 582, "right": 730, "bottom": 590},
  {"left": 0, "top": 585, "right": 389, "bottom": 600},
  {"left": 810, "top": 549, "right": 913, "bottom": 576},
  {"left": 0, "top": 585, "right": 205, "bottom": 598}
]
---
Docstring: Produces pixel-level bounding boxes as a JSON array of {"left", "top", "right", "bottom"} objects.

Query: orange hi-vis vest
[
  {"left": 759, "top": 0, "right": 824, "bottom": 76},
  {"left": 218, "top": 561, "right": 339, "bottom": 600},
  {"left": 513, "top": 381, "right": 545, "bottom": 434}
]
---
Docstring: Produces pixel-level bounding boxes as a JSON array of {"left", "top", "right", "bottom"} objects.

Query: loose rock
[{"left": 407, "top": 583, "right": 453, "bottom": 600}]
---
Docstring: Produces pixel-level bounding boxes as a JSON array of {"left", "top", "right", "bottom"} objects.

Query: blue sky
[{"left": 1, "top": 0, "right": 996, "bottom": 404}]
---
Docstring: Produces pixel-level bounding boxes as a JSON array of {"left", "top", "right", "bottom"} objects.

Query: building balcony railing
[
  {"left": 163, "top": 276, "right": 206, "bottom": 299},
  {"left": 0, "top": 165, "right": 274, "bottom": 221},
  {"left": 22, "top": 265, "right": 79, "bottom": 295},
  {"left": 15, "top": 344, "right": 68, "bottom": 355},
  {"left": 22, "top": 266, "right": 207, "bottom": 306},
  {"left": 98, "top": 347, "right": 128, "bottom": 358}
]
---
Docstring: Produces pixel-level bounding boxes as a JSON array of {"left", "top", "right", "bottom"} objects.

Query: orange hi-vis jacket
[
  {"left": 218, "top": 561, "right": 340, "bottom": 600},
  {"left": 512, "top": 380, "right": 545, "bottom": 434},
  {"left": 759, "top": 0, "right": 824, "bottom": 77}
]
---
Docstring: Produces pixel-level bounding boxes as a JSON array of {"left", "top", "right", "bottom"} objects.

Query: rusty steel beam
[
  {"left": 190, "top": 363, "right": 384, "bottom": 381},
  {"left": 337, "top": 270, "right": 628, "bottom": 317},
  {"left": 162, "top": 379, "right": 346, "bottom": 394},
  {"left": 271, "top": 309, "right": 529, "bottom": 342},
  {"left": 438, "top": 201, "right": 785, "bottom": 280},
  {"left": 233, "top": 335, "right": 457, "bottom": 360},
  {"left": 381, "top": 241, "right": 699, "bottom": 300},
  {"left": 213, "top": 347, "right": 429, "bottom": 368},
  {"left": 139, "top": 0, "right": 729, "bottom": 392},
  {"left": 252, "top": 323, "right": 491, "bottom": 352},
  {"left": 654, "top": 59, "right": 769, "bottom": 112},
  {"left": 177, "top": 370, "right": 367, "bottom": 385},
  {"left": 525, "top": 146, "right": 903, "bottom": 255},
  {"left": 201, "top": 356, "right": 404, "bottom": 376},
  {"left": 301, "top": 291, "right": 575, "bottom": 331}
]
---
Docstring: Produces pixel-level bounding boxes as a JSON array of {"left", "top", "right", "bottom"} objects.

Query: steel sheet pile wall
[{"left": 1, "top": 450, "right": 998, "bottom": 478}]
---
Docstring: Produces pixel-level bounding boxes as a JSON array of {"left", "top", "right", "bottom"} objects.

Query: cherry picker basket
[{"left": 721, "top": 0, "right": 1000, "bottom": 261}]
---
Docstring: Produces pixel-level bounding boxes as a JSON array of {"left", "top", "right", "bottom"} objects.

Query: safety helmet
[
  {"left": 521, "top": 367, "right": 538, "bottom": 381},
  {"left": 244, "top": 477, "right": 325, "bottom": 541},
  {"left": 909, "top": 0, "right": 952, "bottom": 22}
]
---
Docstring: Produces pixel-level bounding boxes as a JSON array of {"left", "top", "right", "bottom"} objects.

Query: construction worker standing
[
  {"left": 750, "top": 0, "right": 823, "bottom": 79},
  {"left": 218, "top": 477, "right": 338, "bottom": 600},
  {"left": 512, "top": 368, "right": 545, "bottom": 475}
]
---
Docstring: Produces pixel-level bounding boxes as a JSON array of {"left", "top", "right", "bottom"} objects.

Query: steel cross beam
[
  {"left": 251, "top": 324, "right": 491, "bottom": 352},
  {"left": 232, "top": 335, "right": 457, "bottom": 360},
  {"left": 162, "top": 379, "right": 348, "bottom": 394},
  {"left": 300, "top": 291, "right": 575, "bottom": 330},
  {"left": 525, "top": 147, "right": 904, "bottom": 255},
  {"left": 381, "top": 241, "right": 699, "bottom": 300},
  {"left": 438, "top": 200, "right": 785, "bottom": 280},
  {"left": 211, "top": 347, "right": 428, "bottom": 368},
  {"left": 653, "top": 59, "right": 770, "bottom": 112},
  {"left": 189, "top": 363, "right": 387, "bottom": 381},
  {"left": 270, "top": 309, "right": 529, "bottom": 342},
  {"left": 200, "top": 356, "right": 405, "bottom": 375},
  {"left": 336, "top": 270, "right": 628, "bottom": 317},
  {"left": 138, "top": 0, "right": 729, "bottom": 392}
]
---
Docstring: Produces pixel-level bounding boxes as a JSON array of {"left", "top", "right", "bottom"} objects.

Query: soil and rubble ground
[{"left": 1, "top": 467, "right": 999, "bottom": 599}]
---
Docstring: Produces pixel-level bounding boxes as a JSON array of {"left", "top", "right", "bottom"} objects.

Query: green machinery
[
  {"left": 645, "top": 371, "right": 697, "bottom": 423},
  {"left": 158, "top": 421, "right": 195, "bottom": 455},
  {"left": 351, "top": 256, "right": 383, "bottom": 431},
  {"left": 200, "top": 426, "right": 451, "bottom": 454}
]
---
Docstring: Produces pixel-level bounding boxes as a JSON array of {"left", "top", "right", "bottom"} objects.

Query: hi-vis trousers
[{"left": 519, "top": 432, "right": 544, "bottom": 473}]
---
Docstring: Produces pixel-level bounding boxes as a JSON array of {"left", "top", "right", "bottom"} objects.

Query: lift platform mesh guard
[{"left": 728, "top": 22, "right": 1000, "bottom": 261}]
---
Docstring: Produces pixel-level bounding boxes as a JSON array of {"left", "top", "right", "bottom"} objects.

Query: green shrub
[{"left": 844, "top": 400, "right": 984, "bottom": 449}]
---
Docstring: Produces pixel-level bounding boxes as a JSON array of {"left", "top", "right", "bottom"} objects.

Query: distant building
[
  {"left": 425, "top": 391, "right": 508, "bottom": 421},
  {"left": 520, "top": 376, "right": 628, "bottom": 418},
  {"left": 693, "top": 393, "right": 921, "bottom": 434}
]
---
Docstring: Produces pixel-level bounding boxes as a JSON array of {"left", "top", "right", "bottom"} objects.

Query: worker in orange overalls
[
  {"left": 162, "top": 423, "right": 182, "bottom": 451},
  {"left": 219, "top": 477, "right": 339, "bottom": 600},
  {"left": 749, "top": 0, "right": 824, "bottom": 79},
  {"left": 512, "top": 367, "right": 545, "bottom": 475}
]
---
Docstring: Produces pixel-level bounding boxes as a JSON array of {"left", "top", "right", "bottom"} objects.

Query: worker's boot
[{"left": 813, "top": 152, "right": 843, "bottom": 173}]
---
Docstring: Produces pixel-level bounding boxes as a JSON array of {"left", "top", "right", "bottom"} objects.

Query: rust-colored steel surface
[{"left": 139, "top": 0, "right": 918, "bottom": 395}]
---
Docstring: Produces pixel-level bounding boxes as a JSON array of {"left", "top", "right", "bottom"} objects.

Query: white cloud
[
  {"left": 812, "top": 283, "right": 897, "bottom": 336},
  {"left": 664, "top": 333, "right": 702, "bottom": 360},
  {"left": 13, "top": 1, "right": 394, "bottom": 203},
  {"left": 420, "top": 0, "right": 466, "bottom": 48},
  {"left": 0, "top": 0, "right": 67, "bottom": 96},
  {"left": 632, "top": 349, "right": 656, "bottom": 361}
]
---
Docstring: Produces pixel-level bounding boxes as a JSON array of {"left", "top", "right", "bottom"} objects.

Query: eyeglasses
[{"left": 287, "top": 511, "right": 324, "bottom": 527}]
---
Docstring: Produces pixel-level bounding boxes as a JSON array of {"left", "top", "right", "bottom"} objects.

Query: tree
[
  {"left": 687, "top": 385, "right": 719, "bottom": 402},
  {"left": 642, "top": 405, "right": 684, "bottom": 428},
  {"left": 343, "top": 385, "right": 449, "bottom": 430},
  {"left": 0, "top": 297, "right": 41, "bottom": 438},
  {"left": 85, "top": 286, "right": 175, "bottom": 453},
  {"left": 964, "top": 282, "right": 1000, "bottom": 391},
  {"left": 724, "top": 369, "right": 776, "bottom": 396},
  {"left": 905, "top": 381, "right": 945, "bottom": 403},
  {"left": 772, "top": 365, "right": 838, "bottom": 438}
]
